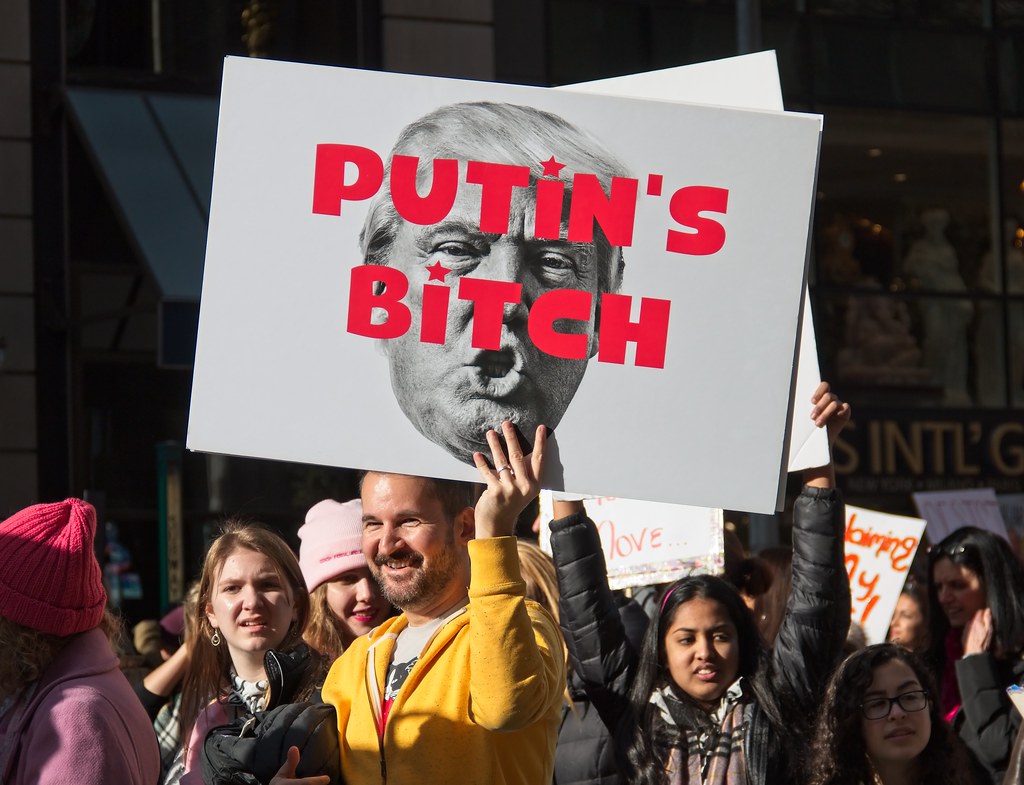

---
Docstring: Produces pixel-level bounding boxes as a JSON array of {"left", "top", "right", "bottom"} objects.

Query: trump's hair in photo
[{"left": 359, "top": 101, "right": 631, "bottom": 297}]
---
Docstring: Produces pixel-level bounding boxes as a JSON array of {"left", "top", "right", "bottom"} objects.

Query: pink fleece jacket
[{"left": 0, "top": 627, "right": 160, "bottom": 785}]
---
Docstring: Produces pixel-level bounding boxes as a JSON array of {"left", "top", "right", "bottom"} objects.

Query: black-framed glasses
[{"left": 860, "top": 690, "right": 929, "bottom": 720}]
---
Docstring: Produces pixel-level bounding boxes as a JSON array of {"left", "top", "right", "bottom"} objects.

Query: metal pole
[{"left": 737, "top": 0, "right": 763, "bottom": 55}]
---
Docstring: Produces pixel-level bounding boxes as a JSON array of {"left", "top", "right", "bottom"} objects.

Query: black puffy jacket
[
  {"left": 202, "top": 701, "right": 341, "bottom": 785},
  {"left": 549, "top": 486, "right": 850, "bottom": 785},
  {"left": 554, "top": 594, "right": 649, "bottom": 785}
]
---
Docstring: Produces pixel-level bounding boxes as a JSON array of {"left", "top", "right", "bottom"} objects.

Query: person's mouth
[
  {"left": 375, "top": 552, "right": 423, "bottom": 572},
  {"left": 885, "top": 727, "right": 916, "bottom": 739},
  {"left": 239, "top": 618, "right": 267, "bottom": 632},
  {"left": 693, "top": 665, "right": 720, "bottom": 682},
  {"left": 467, "top": 349, "right": 526, "bottom": 398}
]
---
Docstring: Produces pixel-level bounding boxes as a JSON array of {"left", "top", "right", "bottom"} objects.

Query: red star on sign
[
  {"left": 541, "top": 156, "right": 565, "bottom": 177},
  {"left": 426, "top": 261, "right": 451, "bottom": 282}
]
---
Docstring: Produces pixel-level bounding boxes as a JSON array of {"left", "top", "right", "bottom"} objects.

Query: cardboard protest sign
[
  {"left": 187, "top": 56, "right": 822, "bottom": 512},
  {"left": 538, "top": 491, "right": 723, "bottom": 589},
  {"left": 844, "top": 504, "right": 927, "bottom": 644},
  {"left": 912, "top": 488, "right": 1010, "bottom": 544},
  {"left": 563, "top": 52, "right": 829, "bottom": 479}
]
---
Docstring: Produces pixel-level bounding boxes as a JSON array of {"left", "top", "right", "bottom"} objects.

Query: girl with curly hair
[{"left": 807, "top": 643, "right": 973, "bottom": 785}]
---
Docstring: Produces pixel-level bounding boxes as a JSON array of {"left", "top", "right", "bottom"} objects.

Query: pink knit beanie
[
  {"left": 0, "top": 498, "right": 107, "bottom": 636},
  {"left": 297, "top": 499, "right": 365, "bottom": 592}
]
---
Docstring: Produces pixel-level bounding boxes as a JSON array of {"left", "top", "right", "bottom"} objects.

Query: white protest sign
[
  {"left": 565, "top": 51, "right": 785, "bottom": 111},
  {"left": 912, "top": 488, "right": 1010, "bottom": 544},
  {"left": 564, "top": 51, "right": 829, "bottom": 479},
  {"left": 999, "top": 493, "right": 1024, "bottom": 532},
  {"left": 844, "top": 504, "right": 926, "bottom": 644},
  {"left": 187, "top": 56, "right": 822, "bottom": 512},
  {"left": 998, "top": 493, "right": 1024, "bottom": 558},
  {"left": 538, "top": 491, "right": 723, "bottom": 589}
]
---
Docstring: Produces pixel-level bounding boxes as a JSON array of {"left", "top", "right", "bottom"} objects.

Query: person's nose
[
  {"left": 481, "top": 243, "right": 534, "bottom": 320},
  {"left": 887, "top": 699, "right": 907, "bottom": 721},
  {"left": 240, "top": 584, "right": 262, "bottom": 610},
  {"left": 356, "top": 577, "right": 375, "bottom": 603},
  {"left": 938, "top": 585, "right": 952, "bottom": 606},
  {"left": 379, "top": 523, "right": 404, "bottom": 556},
  {"left": 694, "top": 635, "right": 715, "bottom": 662}
]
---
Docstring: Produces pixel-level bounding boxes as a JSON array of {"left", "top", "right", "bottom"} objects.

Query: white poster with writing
[
  {"left": 998, "top": 493, "right": 1024, "bottom": 559},
  {"left": 844, "top": 504, "right": 927, "bottom": 644},
  {"left": 564, "top": 52, "right": 829, "bottom": 477},
  {"left": 912, "top": 488, "right": 1010, "bottom": 545},
  {"left": 187, "top": 56, "right": 822, "bottom": 512},
  {"left": 538, "top": 491, "right": 723, "bottom": 589}
]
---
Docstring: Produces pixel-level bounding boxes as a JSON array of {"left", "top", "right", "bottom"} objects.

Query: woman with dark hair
[
  {"left": 888, "top": 574, "right": 929, "bottom": 654},
  {"left": 549, "top": 382, "right": 851, "bottom": 785},
  {"left": 807, "top": 643, "right": 974, "bottom": 785},
  {"left": 927, "top": 526, "right": 1024, "bottom": 784},
  {"left": 624, "top": 573, "right": 797, "bottom": 784}
]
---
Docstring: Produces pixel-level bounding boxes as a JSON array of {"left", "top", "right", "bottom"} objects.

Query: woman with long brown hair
[{"left": 167, "top": 520, "right": 314, "bottom": 784}]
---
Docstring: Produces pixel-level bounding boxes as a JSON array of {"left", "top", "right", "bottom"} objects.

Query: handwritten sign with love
[
  {"left": 844, "top": 504, "right": 927, "bottom": 644},
  {"left": 538, "top": 492, "right": 723, "bottom": 589}
]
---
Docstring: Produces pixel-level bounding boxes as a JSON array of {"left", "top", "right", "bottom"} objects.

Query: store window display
[
  {"left": 902, "top": 208, "right": 974, "bottom": 405},
  {"left": 975, "top": 219, "right": 1024, "bottom": 406},
  {"left": 825, "top": 218, "right": 927, "bottom": 388}
]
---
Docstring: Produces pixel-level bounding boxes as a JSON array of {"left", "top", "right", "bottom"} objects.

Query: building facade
[{"left": 2, "top": 0, "right": 1022, "bottom": 619}]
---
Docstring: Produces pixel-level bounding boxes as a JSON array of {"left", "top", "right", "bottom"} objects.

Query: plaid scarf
[
  {"left": 154, "top": 692, "right": 183, "bottom": 779},
  {"left": 656, "top": 679, "right": 751, "bottom": 785},
  {"left": 163, "top": 674, "right": 267, "bottom": 785}
]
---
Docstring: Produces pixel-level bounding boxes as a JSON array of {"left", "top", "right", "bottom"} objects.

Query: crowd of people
[{"left": 2, "top": 384, "right": 1024, "bottom": 785}]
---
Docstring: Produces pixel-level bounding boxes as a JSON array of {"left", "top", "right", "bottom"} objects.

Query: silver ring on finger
[{"left": 496, "top": 465, "right": 513, "bottom": 477}]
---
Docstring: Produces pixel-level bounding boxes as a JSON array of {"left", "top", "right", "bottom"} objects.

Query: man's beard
[{"left": 370, "top": 537, "right": 462, "bottom": 611}]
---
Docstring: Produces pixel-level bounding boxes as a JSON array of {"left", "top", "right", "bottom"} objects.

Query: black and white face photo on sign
[
  {"left": 357, "top": 102, "right": 629, "bottom": 465},
  {"left": 187, "top": 57, "right": 823, "bottom": 512}
]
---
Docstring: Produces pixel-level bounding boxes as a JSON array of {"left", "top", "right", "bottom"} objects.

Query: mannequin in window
[
  {"left": 975, "top": 219, "right": 1024, "bottom": 406},
  {"left": 827, "top": 218, "right": 924, "bottom": 385},
  {"left": 902, "top": 208, "right": 973, "bottom": 404}
]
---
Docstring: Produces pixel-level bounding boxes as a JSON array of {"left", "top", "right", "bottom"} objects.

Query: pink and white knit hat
[
  {"left": 297, "top": 499, "right": 366, "bottom": 592},
  {"left": 0, "top": 498, "right": 107, "bottom": 636}
]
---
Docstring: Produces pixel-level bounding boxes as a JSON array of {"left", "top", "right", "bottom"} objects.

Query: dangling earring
[{"left": 211, "top": 630, "right": 221, "bottom": 647}]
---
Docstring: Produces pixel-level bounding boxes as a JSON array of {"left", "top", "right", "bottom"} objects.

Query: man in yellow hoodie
[{"left": 300, "top": 421, "right": 565, "bottom": 785}]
